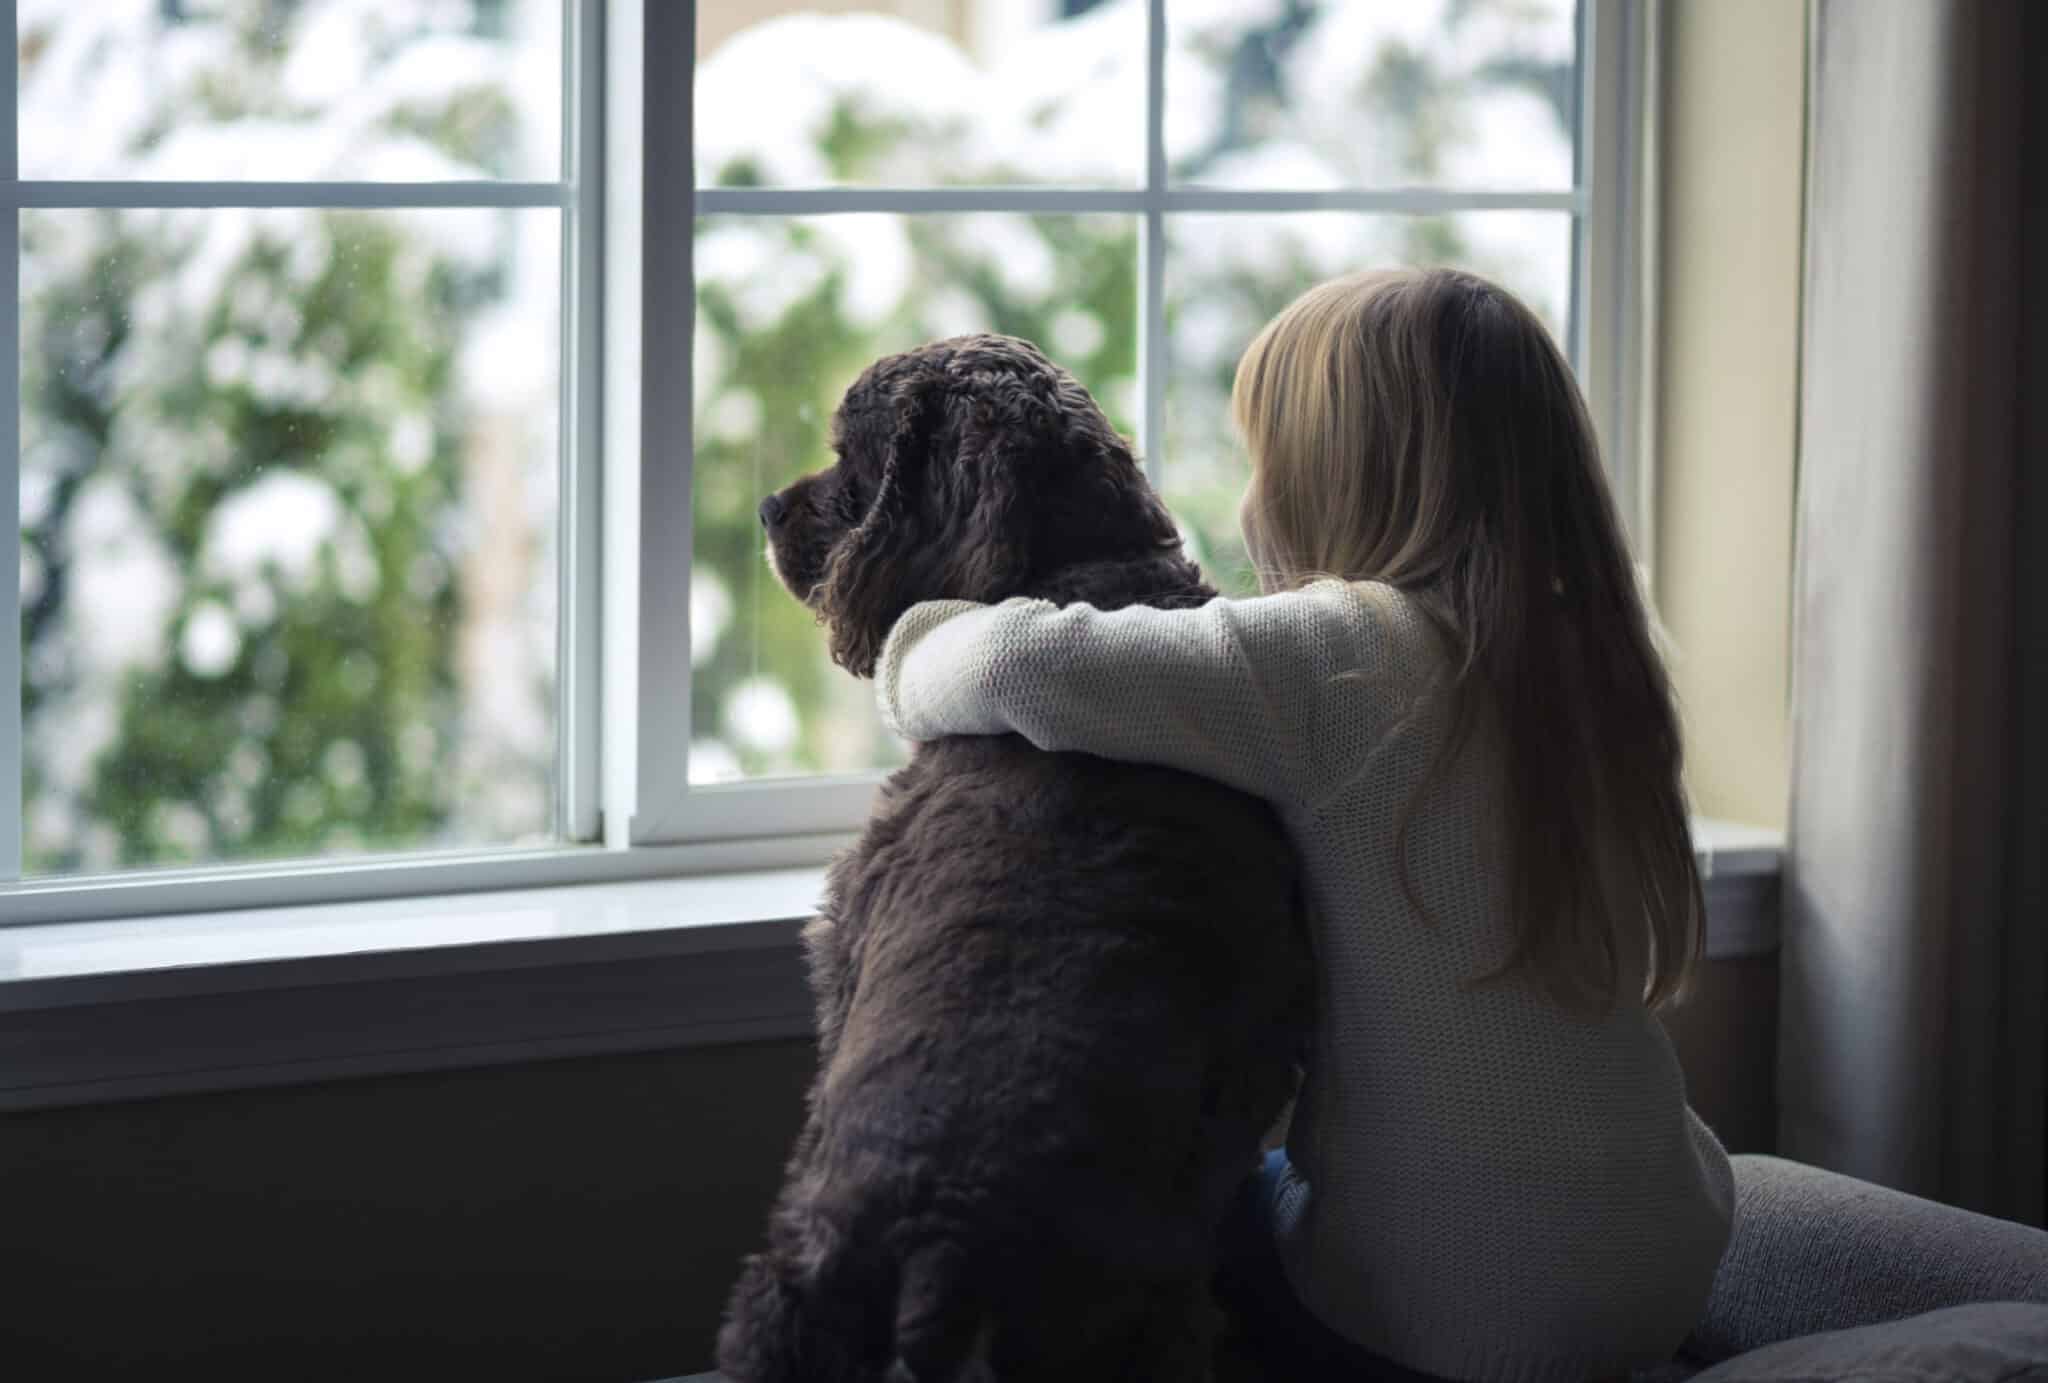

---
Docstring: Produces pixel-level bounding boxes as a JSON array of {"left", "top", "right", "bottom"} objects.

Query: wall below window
[
  {"left": 0, "top": 1039, "right": 815, "bottom": 1382},
  {"left": 1663, "top": 951, "right": 1780, "bottom": 1157},
  {"left": 1, "top": 952, "right": 1776, "bottom": 1383}
]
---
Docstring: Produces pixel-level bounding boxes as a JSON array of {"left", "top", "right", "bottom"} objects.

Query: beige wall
[{"left": 1654, "top": 0, "right": 1807, "bottom": 830}]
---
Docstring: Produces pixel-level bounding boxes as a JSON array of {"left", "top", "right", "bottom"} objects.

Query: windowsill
[
  {"left": 0, "top": 819, "right": 1782, "bottom": 1114},
  {"left": 0, "top": 867, "right": 828, "bottom": 1004}
]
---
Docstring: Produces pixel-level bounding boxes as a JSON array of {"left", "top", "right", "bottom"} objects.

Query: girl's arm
[{"left": 875, "top": 581, "right": 1390, "bottom": 806}]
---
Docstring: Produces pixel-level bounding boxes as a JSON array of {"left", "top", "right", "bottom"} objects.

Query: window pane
[
  {"left": 692, "top": 212, "right": 1138, "bottom": 783},
  {"left": 696, "top": 3, "right": 1141, "bottom": 188},
  {"left": 17, "top": 0, "right": 562, "bottom": 180},
  {"left": 19, "top": 207, "right": 562, "bottom": 875},
  {"left": 1163, "top": 211, "right": 1574, "bottom": 595},
  {"left": 1167, "top": 0, "right": 1577, "bottom": 189}
]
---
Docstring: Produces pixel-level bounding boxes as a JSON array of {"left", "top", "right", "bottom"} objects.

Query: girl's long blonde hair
[{"left": 1233, "top": 267, "right": 1702, "bottom": 1012}]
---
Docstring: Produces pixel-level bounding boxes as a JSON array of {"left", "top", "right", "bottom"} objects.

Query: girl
[{"left": 874, "top": 268, "right": 1734, "bottom": 1381}]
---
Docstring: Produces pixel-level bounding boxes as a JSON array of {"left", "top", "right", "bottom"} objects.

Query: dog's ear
[
  {"left": 815, "top": 365, "right": 1050, "bottom": 677},
  {"left": 814, "top": 387, "right": 938, "bottom": 679},
  {"left": 947, "top": 384, "right": 1044, "bottom": 596},
  {"left": 1041, "top": 381, "right": 1183, "bottom": 564},
  {"left": 812, "top": 338, "right": 1178, "bottom": 677}
]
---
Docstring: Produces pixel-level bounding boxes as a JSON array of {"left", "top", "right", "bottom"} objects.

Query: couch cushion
[{"left": 1684, "top": 1302, "right": 2048, "bottom": 1382}]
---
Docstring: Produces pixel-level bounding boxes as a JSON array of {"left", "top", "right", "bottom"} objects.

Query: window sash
[
  {"left": 0, "top": 0, "right": 1645, "bottom": 924},
  {"left": 1578, "top": 0, "right": 1660, "bottom": 558},
  {"left": 626, "top": 0, "right": 1630, "bottom": 845},
  {"left": 3, "top": 0, "right": 19, "bottom": 883},
  {"left": 1, "top": 0, "right": 605, "bottom": 895}
]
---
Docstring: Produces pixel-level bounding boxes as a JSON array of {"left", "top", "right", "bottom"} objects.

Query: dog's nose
[{"left": 758, "top": 493, "right": 787, "bottom": 529}]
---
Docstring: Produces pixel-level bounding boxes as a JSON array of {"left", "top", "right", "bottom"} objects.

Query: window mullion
[
  {"left": 1578, "top": 0, "right": 1657, "bottom": 560},
  {"left": 1139, "top": 0, "right": 1168, "bottom": 484},
  {"left": 3, "top": 0, "right": 21, "bottom": 880},
  {"left": 7, "top": 181, "right": 568, "bottom": 211},
  {"left": 690, "top": 188, "right": 1581, "bottom": 217},
  {"left": 558, "top": 0, "right": 605, "bottom": 843},
  {"left": 694, "top": 187, "right": 1145, "bottom": 215},
  {"left": 624, "top": 0, "right": 698, "bottom": 845}
]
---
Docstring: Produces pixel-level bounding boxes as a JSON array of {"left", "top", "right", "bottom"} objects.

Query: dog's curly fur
[{"left": 720, "top": 335, "right": 1315, "bottom": 1383}]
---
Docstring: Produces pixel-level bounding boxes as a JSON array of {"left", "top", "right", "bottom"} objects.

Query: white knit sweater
[{"left": 876, "top": 579, "right": 1734, "bottom": 1383}]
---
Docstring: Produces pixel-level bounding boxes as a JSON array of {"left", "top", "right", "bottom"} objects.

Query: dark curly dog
[{"left": 720, "top": 335, "right": 1314, "bottom": 1383}]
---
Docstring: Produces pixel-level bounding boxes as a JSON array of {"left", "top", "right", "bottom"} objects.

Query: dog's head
[{"left": 760, "top": 333, "right": 1181, "bottom": 677}]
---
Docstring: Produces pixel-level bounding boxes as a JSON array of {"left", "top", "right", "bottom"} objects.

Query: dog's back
[{"left": 719, "top": 732, "right": 1312, "bottom": 1382}]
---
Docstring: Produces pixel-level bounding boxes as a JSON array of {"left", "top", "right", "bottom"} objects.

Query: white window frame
[{"left": 0, "top": 0, "right": 1655, "bottom": 928}]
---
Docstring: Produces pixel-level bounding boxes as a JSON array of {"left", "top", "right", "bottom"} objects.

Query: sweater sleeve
[{"left": 874, "top": 581, "right": 1392, "bottom": 806}]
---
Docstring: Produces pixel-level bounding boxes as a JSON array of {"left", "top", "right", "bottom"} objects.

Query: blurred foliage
[
  {"left": 26, "top": 213, "right": 474, "bottom": 868},
  {"left": 19, "top": 0, "right": 552, "bottom": 873}
]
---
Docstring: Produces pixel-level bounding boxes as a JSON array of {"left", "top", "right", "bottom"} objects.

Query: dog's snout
[{"left": 758, "top": 493, "right": 787, "bottom": 529}]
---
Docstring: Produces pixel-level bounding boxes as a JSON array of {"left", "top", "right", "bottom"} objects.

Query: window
[
  {"left": 8, "top": 0, "right": 598, "bottom": 905},
  {"left": 5, "top": 0, "right": 1646, "bottom": 922}
]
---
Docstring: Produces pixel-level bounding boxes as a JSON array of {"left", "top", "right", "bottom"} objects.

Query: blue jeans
[{"left": 1213, "top": 1151, "right": 1459, "bottom": 1383}]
